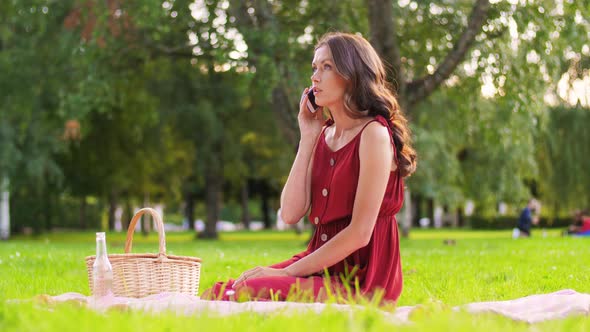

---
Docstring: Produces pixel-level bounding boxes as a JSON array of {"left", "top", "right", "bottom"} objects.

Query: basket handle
[{"left": 124, "top": 208, "right": 166, "bottom": 255}]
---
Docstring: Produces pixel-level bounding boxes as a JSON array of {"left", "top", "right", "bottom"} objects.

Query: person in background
[
  {"left": 566, "top": 210, "right": 590, "bottom": 236},
  {"left": 513, "top": 199, "right": 540, "bottom": 238}
]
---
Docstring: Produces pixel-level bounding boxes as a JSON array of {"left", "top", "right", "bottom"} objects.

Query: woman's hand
[
  {"left": 233, "top": 266, "right": 290, "bottom": 287},
  {"left": 298, "top": 87, "right": 324, "bottom": 142}
]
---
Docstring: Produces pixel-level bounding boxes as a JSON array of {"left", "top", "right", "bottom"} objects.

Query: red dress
[{"left": 205, "top": 115, "right": 404, "bottom": 303}]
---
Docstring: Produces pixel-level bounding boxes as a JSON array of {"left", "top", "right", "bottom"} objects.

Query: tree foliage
[
  {"left": 1, "top": 0, "right": 589, "bottom": 236},
  {"left": 537, "top": 106, "right": 590, "bottom": 212}
]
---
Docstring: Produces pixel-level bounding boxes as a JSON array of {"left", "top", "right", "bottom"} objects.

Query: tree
[
  {"left": 537, "top": 106, "right": 590, "bottom": 216},
  {"left": 0, "top": 0, "right": 81, "bottom": 234},
  {"left": 96, "top": 0, "right": 292, "bottom": 237},
  {"left": 391, "top": 0, "right": 590, "bottom": 219}
]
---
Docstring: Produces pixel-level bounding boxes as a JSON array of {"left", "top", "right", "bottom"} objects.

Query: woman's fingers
[
  {"left": 299, "top": 88, "right": 310, "bottom": 113},
  {"left": 234, "top": 267, "right": 261, "bottom": 286},
  {"left": 299, "top": 88, "right": 308, "bottom": 105},
  {"left": 234, "top": 272, "right": 247, "bottom": 285}
]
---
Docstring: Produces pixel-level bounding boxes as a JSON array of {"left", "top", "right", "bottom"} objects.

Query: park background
[
  {"left": 1, "top": 0, "right": 590, "bottom": 238},
  {"left": 2, "top": 1, "right": 590, "bottom": 331}
]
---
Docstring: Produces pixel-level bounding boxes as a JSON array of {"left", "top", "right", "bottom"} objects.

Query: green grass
[{"left": 1, "top": 229, "right": 589, "bottom": 331}]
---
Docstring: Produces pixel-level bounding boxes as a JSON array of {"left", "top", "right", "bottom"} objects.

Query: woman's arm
[
  {"left": 279, "top": 88, "right": 325, "bottom": 224},
  {"left": 279, "top": 137, "right": 319, "bottom": 224},
  {"left": 284, "top": 122, "right": 395, "bottom": 276}
]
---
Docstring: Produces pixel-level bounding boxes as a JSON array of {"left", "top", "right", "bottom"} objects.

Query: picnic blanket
[{"left": 30, "top": 289, "right": 590, "bottom": 324}]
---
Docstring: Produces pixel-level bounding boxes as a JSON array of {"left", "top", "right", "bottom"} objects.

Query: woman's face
[{"left": 311, "top": 45, "right": 348, "bottom": 109}]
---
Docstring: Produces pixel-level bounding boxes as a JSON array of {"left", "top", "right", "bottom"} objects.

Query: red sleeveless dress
[{"left": 205, "top": 115, "right": 404, "bottom": 303}]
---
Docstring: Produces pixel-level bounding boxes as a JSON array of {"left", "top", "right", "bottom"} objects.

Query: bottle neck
[{"left": 96, "top": 237, "right": 108, "bottom": 257}]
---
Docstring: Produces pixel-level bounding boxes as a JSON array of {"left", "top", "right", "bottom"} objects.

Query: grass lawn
[{"left": 1, "top": 228, "right": 589, "bottom": 331}]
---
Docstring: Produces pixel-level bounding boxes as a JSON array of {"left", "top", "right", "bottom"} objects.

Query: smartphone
[{"left": 306, "top": 89, "right": 319, "bottom": 113}]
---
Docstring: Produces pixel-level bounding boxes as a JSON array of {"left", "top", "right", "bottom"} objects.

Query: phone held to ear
[{"left": 306, "top": 89, "right": 319, "bottom": 113}]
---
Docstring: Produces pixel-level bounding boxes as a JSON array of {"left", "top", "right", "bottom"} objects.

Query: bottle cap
[{"left": 96, "top": 232, "right": 106, "bottom": 240}]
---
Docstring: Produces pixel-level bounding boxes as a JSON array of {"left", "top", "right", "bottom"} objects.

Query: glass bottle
[{"left": 92, "top": 232, "right": 113, "bottom": 297}]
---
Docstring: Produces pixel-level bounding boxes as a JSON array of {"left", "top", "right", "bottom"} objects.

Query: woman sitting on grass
[
  {"left": 202, "top": 32, "right": 417, "bottom": 304},
  {"left": 566, "top": 210, "right": 590, "bottom": 236}
]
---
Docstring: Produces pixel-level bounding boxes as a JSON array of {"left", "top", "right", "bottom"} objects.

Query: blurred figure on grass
[
  {"left": 513, "top": 199, "right": 540, "bottom": 238},
  {"left": 564, "top": 210, "right": 590, "bottom": 236}
]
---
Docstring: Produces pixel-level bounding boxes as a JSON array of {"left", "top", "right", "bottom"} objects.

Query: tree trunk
[
  {"left": 142, "top": 192, "right": 150, "bottom": 236},
  {"left": 43, "top": 183, "right": 53, "bottom": 232},
  {"left": 79, "top": 196, "right": 87, "bottom": 229},
  {"left": 412, "top": 193, "right": 422, "bottom": 227},
  {"left": 124, "top": 198, "right": 132, "bottom": 231},
  {"left": 366, "top": 0, "right": 405, "bottom": 94},
  {"left": 260, "top": 181, "right": 271, "bottom": 230},
  {"left": 199, "top": 166, "right": 220, "bottom": 239},
  {"left": 0, "top": 176, "right": 10, "bottom": 240},
  {"left": 241, "top": 180, "right": 251, "bottom": 230},
  {"left": 457, "top": 207, "right": 464, "bottom": 227},
  {"left": 401, "top": 189, "right": 412, "bottom": 237},
  {"left": 185, "top": 191, "right": 195, "bottom": 231},
  {"left": 552, "top": 202, "right": 559, "bottom": 226},
  {"left": 272, "top": 86, "right": 299, "bottom": 146},
  {"left": 427, "top": 198, "right": 435, "bottom": 228},
  {"left": 108, "top": 190, "right": 117, "bottom": 231},
  {"left": 434, "top": 204, "right": 443, "bottom": 228}
]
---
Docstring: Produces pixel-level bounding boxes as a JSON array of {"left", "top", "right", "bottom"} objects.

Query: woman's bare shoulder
[{"left": 360, "top": 120, "right": 390, "bottom": 146}]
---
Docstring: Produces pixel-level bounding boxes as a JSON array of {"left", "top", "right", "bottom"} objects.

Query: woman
[
  {"left": 203, "top": 32, "right": 417, "bottom": 304},
  {"left": 567, "top": 210, "right": 590, "bottom": 235}
]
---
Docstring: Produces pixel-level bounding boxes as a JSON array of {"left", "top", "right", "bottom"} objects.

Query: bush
[{"left": 11, "top": 190, "right": 102, "bottom": 233}]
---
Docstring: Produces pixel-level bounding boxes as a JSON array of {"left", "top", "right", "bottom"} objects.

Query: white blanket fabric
[{"left": 36, "top": 289, "right": 590, "bottom": 324}]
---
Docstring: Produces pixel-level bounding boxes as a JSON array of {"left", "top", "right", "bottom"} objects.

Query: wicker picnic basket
[{"left": 85, "top": 208, "right": 201, "bottom": 298}]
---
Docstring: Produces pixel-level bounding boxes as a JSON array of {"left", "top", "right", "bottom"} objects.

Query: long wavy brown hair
[{"left": 315, "top": 32, "right": 417, "bottom": 177}]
